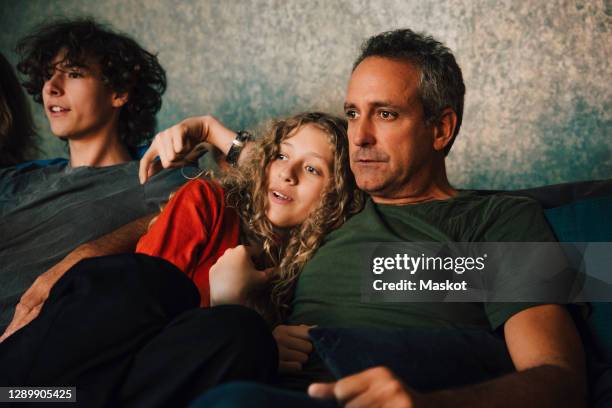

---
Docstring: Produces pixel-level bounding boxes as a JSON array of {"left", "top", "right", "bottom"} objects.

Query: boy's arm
[{"left": 0, "top": 214, "right": 154, "bottom": 342}]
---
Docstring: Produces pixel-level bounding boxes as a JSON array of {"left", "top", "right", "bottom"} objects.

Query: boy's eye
[{"left": 68, "top": 71, "right": 83, "bottom": 79}]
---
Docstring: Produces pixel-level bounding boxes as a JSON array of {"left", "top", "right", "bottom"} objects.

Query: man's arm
[
  {"left": 309, "top": 304, "right": 587, "bottom": 407},
  {"left": 0, "top": 214, "right": 154, "bottom": 342}
]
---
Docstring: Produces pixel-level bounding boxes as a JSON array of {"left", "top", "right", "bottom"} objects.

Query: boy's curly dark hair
[{"left": 16, "top": 18, "right": 166, "bottom": 149}]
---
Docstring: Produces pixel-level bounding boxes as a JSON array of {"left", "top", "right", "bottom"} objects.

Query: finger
[
  {"left": 243, "top": 245, "right": 262, "bottom": 258},
  {"left": 260, "top": 267, "right": 276, "bottom": 280},
  {"left": 139, "top": 144, "right": 159, "bottom": 184},
  {"left": 285, "top": 324, "right": 314, "bottom": 341},
  {"left": 0, "top": 305, "right": 31, "bottom": 342},
  {"left": 278, "top": 347, "right": 309, "bottom": 363},
  {"left": 4, "top": 303, "right": 29, "bottom": 333},
  {"left": 344, "top": 376, "right": 397, "bottom": 408},
  {"left": 332, "top": 372, "right": 373, "bottom": 404},
  {"left": 147, "top": 160, "right": 164, "bottom": 180},
  {"left": 279, "top": 361, "right": 302, "bottom": 373},
  {"left": 345, "top": 388, "right": 379, "bottom": 408},
  {"left": 278, "top": 333, "right": 313, "bottom": 353},
  {"left": 10, "top": 309, "right": 38, "bottom": 335},
  {"left": 308, "top": 382, "right": 336, "bottom": 400},
  {"left": 184, "top": 142, "right": 208, "bottom": 162},
  {"left": 159, "top": 131, "right": 177, "bottom": 167},
  {"left": 251, "top": 267, "right": 275, "bottom": 286},
  {"left": 153, "top": 132, "right": 169, "bottom": 167},
  {"left": 171, "top": 126, "right": 186, "bottom": 156}
]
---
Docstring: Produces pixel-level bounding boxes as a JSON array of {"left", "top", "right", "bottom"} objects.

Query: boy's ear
[{"left": 111, "top": 92, "right": 129, "bottom": 108}]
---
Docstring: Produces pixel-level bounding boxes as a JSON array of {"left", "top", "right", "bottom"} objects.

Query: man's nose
[{"left": 349, "top": 117, "right": 376, "bottom": 147}]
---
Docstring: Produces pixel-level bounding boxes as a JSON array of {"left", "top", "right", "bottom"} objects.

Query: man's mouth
[
  {"left": 352, "top": 150, "right": 388, "bottom": 163},
  {"left": 354, "top": 159, "right": 383, "bottom": 165}
]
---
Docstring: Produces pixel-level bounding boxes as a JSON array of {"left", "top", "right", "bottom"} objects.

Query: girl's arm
[{"left": 139, "top": 115, "right": 254, "bottom": 184}]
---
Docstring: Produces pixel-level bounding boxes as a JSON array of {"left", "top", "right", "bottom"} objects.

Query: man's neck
[
  {"left": 68, "top": 131, "right": 132, "bottom": 168},
  {"left": 371, "top": 162, "right": 458, "bottom": 205}
]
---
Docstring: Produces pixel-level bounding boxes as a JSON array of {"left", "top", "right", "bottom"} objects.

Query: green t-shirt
[{"left": 288, "top": 191, "right": 558, "bottom": 331}]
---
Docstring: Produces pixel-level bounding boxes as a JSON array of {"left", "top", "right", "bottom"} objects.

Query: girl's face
[{"left": 266, "top": 124, "right": 334, "bottom": 228}]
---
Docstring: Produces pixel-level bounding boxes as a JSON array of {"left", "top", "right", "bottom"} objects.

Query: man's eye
[
  {"left": 305, "top": 165, "right": 319, "bottom": 175},
  {"left": 379, "top": 110, "right": 397, "bottom": 119},
  {"left": 68, "top": 71, "right": 83, "bottom": 79}
]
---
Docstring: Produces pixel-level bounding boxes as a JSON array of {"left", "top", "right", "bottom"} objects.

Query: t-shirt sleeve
[
  {"left": 136, "top": 178, "right": 225, "bottom": 278},
  {"left": 141, "top": 166, "right": 198, "bottom": 212},
  {"left": 482, "top": 196, "right": 565, "bottom": 330}
]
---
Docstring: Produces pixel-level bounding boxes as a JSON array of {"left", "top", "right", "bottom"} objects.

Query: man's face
[
  {"left": 42, "top": 50, "right": 120, "bottom": 140},
  {"left": 344, "top": 57, "right": 437, "bottom": 201}
]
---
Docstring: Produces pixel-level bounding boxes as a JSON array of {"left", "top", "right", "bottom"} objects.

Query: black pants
[{"left": 0, "top": 254, "right": 277, "bottom": 408}]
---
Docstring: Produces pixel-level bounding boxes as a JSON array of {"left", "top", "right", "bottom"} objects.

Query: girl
[{"left": 137, "top": 112, "right": 363, "bottom": 322}]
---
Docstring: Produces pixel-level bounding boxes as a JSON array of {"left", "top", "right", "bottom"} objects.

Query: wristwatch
[{"left": 226, "top": 130, "right": 254, "bottom": 166}]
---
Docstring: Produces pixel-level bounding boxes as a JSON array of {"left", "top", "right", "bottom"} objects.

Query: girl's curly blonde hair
[{"left": 221, "top": 112, "right": 364, "bottom": 323}]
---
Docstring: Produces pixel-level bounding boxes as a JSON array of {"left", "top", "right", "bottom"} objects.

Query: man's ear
[
  {"left": 432, "top": 108, "right": 457, "bottom": 152},
  {"left": 111, "top": 92, "right": 129, "bottom": 108}
]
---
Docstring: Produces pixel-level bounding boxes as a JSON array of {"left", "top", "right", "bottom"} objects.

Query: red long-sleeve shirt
[{"left": 136, "top": 178, "right": 241, "bottom": 306}]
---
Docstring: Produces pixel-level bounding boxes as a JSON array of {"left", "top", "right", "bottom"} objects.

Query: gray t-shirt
[{"left": 0, "top": 161, "right": 191, "bottom": 325}]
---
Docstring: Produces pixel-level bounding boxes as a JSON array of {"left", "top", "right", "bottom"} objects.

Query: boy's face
[{"left": 42, "top": 49, "right": 125, "bottom": 141}]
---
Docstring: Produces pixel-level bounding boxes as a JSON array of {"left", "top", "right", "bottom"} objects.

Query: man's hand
[
  {"left": 273, "top": 324, "right": 314, "bottom": 373},
  {"left": 309, "top": 366, "right": 421, "bottom": 408},
  {"left": 209, "top": 245, "right": 274, "bottom": 306}
]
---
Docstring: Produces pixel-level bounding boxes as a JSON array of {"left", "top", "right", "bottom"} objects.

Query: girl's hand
[
  {"left": 139, "top": 115, "right": 239, "bottom": 183},
  {"left": 209, "top": 245, "right": 274, "bottom": 306}
]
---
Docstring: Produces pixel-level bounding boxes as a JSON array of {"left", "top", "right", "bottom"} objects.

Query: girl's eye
[
  {"left": 276, "top": 153, "right": 288, "bottom": 160},
  {"left": 345, "top": 109, "right": 358, "bottom": 119},
  {"left": 305, "top": 165, "right": 319, "bottom": 175}
]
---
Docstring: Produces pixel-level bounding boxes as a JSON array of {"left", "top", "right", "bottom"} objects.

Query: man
[
  {"left": 0, "top": 19, "right": 190, "bottom": 337},
  {"left": 197, "top": 29, "right": 586, "bottom": 407}
]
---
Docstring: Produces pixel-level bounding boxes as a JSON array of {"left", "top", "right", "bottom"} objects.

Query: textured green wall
[{"left": 1, "top": 0, "right": 610, "bottom": 189}]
